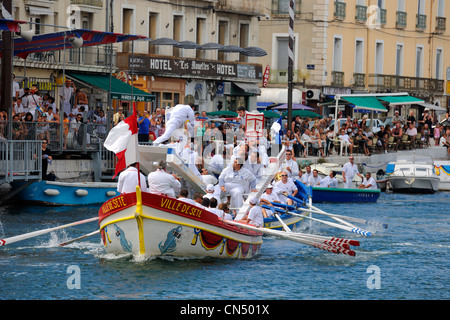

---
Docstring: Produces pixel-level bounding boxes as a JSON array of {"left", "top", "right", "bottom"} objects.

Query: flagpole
[{"left": 287, "top": 0, "right": 295, "bottom": 132}]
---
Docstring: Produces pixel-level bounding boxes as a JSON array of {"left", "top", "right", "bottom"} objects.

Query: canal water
[{"left": 0, "top": 191, "right": 448, "bottom": 302}]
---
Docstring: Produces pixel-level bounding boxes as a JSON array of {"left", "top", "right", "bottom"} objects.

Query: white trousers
[
  {"left": 224, "top": 182, "right": 245, "bottom": 209},
  {"left": 153, "top": 120, "right": 181, "bottom": 145}
]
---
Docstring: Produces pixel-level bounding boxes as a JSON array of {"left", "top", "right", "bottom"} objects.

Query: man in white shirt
[
  {"left": 297, "top": 170, "right": 308, "bottom": 184},
  {"left": 59, "top": 80, "right": 76, "bottom": 118},
  {"left": 147, "top": 160, "right": 181, "bottom": 198},
  {"left": 203, "top": 184, "right": 221, "bottom": 204},
  {"left": 303, "top": 165, "right": 313, "bottom": 182},
  {"left": 177, "top": 189, "right": 197, "bottom": 206},
  {"left": 338, "top": 129, "right": 354, "bottom": 155},
  {"left": 359, "top": 172, "right": 377, "bottom": 190},
  {"left": 319, "top": 170, "right": 338, "bottom": 188},
  {"left": 207, "top": 150, "right": 226, "bottom": 178},
  {"left": 219, "top": 157, "right": 257, "bottom": 210},
  {"left": 273, "top": 171, "right": 298, "bottom": 205},
  {"left": 25, "top": 87, "right": 42, "bottom": 120},
  {"left": 240, "top": 196, "right": 264, "bottom": 227},
  {"left": 342, "top": 156, "right": 363, "bottom": 189},
  {"left": 117, "top": 163, "right": 148, "bottom": 194},
  {"left": 280, "top": 150, "right": 299, "bottom": 180},
  {"left": 307, "top": 169, "right": 321, "bottom": 187},
  {"left": 260, "top": 184, "right": 281, "bottom": 218},
  {"left": 153, "top": 104, "right": 196, "bottom": 146}
]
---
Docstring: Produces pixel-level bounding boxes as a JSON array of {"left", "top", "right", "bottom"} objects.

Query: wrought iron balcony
[
  {"left": 70, "top": 0, "right": 103, "bottom": 7},
  {"left": 334, "top": 1, "right": 346, "bottom": 19},
  {"left": 396, "top": 11, "right": 407, "bottom": 28},
  {"left": 436, "top": 16, "right": 446, "bottom": 33},
  {"left": 416, "top": 14, "right": 427, "bottom": 30},
  {"left": 355, "top": 5, "right": 367, "bottom": 22},
  {"left": 368, "top": 74, "right": 444, "bottom": 93}
]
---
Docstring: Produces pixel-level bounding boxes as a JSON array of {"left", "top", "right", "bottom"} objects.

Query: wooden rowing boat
[{"left": 98, "top": 188, "right": 263, "bottom": 259}]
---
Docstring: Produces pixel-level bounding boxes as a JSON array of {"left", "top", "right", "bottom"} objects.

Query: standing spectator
[
  {"left": 342, "top": 156, "right": 363, "bottom": 189},
  {"left": 94, "top": 109, "right": 107, "bottom": 139},
  {"left": 59, "top": 80, "right": 76, "bottom": 120},
  {"left": 12, "top": 73, "right": 20, "bottom": 100},
  {"left": 41, "top": 139, "right": 53, "bottom": 181},
  {"left": 137, "top": 110, "right": 150, "bottom": 143},
  {"left": 25, "top": 87, "right": 42, "bottom": 120},
  {"left": 74, "top": 89, "right": 89, "bottom": 114}
]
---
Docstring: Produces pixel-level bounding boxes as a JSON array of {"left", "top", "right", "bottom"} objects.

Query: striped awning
[
  {"left": 0, "top": 29, "right": 148, "bottom": 59},
  {"left": 0, "top": 19, "right": 26, "bottom": 33}
]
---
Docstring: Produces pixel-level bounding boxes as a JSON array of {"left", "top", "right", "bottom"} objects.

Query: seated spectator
[
  {"left": 338, "top": 128, "right": 354, "bottom": 155},
  {"left": 406, "top": 123, "right": 417, "bottom": 144},
  {"left": 355, "top": 128, "right": 370, "bottom": 156}
]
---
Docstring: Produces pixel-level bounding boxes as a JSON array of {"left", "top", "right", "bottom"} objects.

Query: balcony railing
[
  {"left": 352, "top": 73, "right": 366, "bottom": 87},
  {"left": 70, "top": 0, "right": 103, "bottom": 7},
  {"left": 396, "top": 11, "right": 407, "bottom": 28},
  {"left": 355, "top": 5, "right": 367, "bottom": 22},
  {"left": 416, "top": 14, "right": 427, "bottom": 30},
  {"left": 436, "top": 16, "right": 446, "bottom": 33},
  {"left": 331, "top": 71, "right": 344, "bottom": 87},
  {"left": 334, "top": 1, "right": 346, "bottom": 19},
  {"left": 368, "top": 74, "right": 444, "bottom": 93}
]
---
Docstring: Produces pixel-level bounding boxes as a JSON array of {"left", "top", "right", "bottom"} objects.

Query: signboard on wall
[
  {"left": 245, "top": 112, "right": 264, "bottom": 138},
  {"left": 128, "top": 55, "right": 263, "bottom": 82}
]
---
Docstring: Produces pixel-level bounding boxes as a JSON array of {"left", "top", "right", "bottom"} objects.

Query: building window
[
  {"left": 272, "top": 0, "right": 301, "bottom": 15},
  {"left": 435, "top": 48, "right": 443, "bottom": 79},
  {"left": 395, "top": 44, "right": 404, "bottom": 76},
  {"left": 415, "top": 46, "right": 423, "bottom": 78},
  {"left": 148, "top": 12, "right": 159, "bottom": 54},
  {"left": 173, "top": 15, "right": 183, "bottom": 57}
]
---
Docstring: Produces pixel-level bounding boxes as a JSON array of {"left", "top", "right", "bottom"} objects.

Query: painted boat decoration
[
  {"left": 434, "top": 161, "right": 450, "bottom": 191},
  {"left": 98, "top": 189, "right": 263, "bottom": 259},
  {"left": 11, "top": 181, "right": 118, "bottom": 206}
]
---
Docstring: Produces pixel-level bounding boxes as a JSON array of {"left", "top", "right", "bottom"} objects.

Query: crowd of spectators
[{"left": 280, "top": 109, "right": 450, "bottom": 158}]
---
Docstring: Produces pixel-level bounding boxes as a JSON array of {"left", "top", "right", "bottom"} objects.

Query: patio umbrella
[
  {"left": 282, "top": 110, "right": 323, "bottom": 119},
  {"left": 175, "top": 40, "right": 199, "bottom": 49},
  {"left": 241, "top": 46, "right": 267, "bottom": 57},
  {"left": 199, "top": 42, "right": 224, "bottom": 50},
  {"left": 270, "top": 103, "right": 314, "bottom": 111},
  {"left": 218, "top": 45, "right": 244, "bottom": 53},
  {"left": 151, "top": 37, "right": 179, "bottom": 46},
  {"left": 207, "top": 110, "right": 238, "bottom": 117},
  {"left": 262, "top": 110, "right": 281, "bottom": 119}
]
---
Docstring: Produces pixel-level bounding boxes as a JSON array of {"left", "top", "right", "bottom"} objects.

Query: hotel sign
[{"left": 128, "top": 55, "right": 263, "bottom": 81}]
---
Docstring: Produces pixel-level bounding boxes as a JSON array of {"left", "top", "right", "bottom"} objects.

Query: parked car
[{"left": 358, "top": 118, "right": 384, "bottom": 133}]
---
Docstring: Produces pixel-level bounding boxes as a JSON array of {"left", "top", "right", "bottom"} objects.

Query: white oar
[
  {"left": 0, "top": 217, "right": 99, "bottom": 247},
  {"left": 222, "top": 220, "right": 356, "bottom": 256},
  {"left": 59, "top": 230, "right": 100, "bottom": 247},
  {"left": 273, "top": 212, "right": 292, "bottom": 233},
  {"left": 287, "top": 210, "right": 372, "bottom": 236},
  {"left": 286, "top": 195, "right": 388, "bottom": 229}
]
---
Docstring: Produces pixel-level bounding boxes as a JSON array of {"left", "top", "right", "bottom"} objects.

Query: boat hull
[
  {"left": 311, "top": 187, "right": 381, "bottom": 203},
  {"left": 98, "top": 192, "right": 263, "bottom": 259},
  {"left": 11, "top": 181, "right": 118, "bottom": 206},
  {"left": 388, "top": 176, "right": 440, "bottom": 194}
]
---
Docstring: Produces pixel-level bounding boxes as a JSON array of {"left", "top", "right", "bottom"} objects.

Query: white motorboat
[{"left": 386, "top": 155, "right": 440, "bottom": 193}]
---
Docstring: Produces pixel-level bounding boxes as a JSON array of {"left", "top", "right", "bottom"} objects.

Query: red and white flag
[{"left": 104, "top": 107, "right": 138, "bottom": 178}]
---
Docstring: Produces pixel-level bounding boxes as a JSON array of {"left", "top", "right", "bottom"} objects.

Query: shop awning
[
  {"left": 69, "top": 73, "right": 155, "bottom": 102},
  {"left": 339, "top": 95, "right": 388, "bottom": 112},
  {"left": 282, "top": 110, "right": 322, "bottom": 119},
  {"left": 1, "top": 28, "right": 147, "bottom": 59},
  {"left": 418, "top": 102, "right": 446, "bottom": 112},
  {"left": 27, "top": 6, "right": 54, "bottom": 15},
  {"left": 377, "top": 95, "right": 424, "bottom": 106},
  {"left": 233, "top": 82, "right": 261, "bottom": 95}
]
